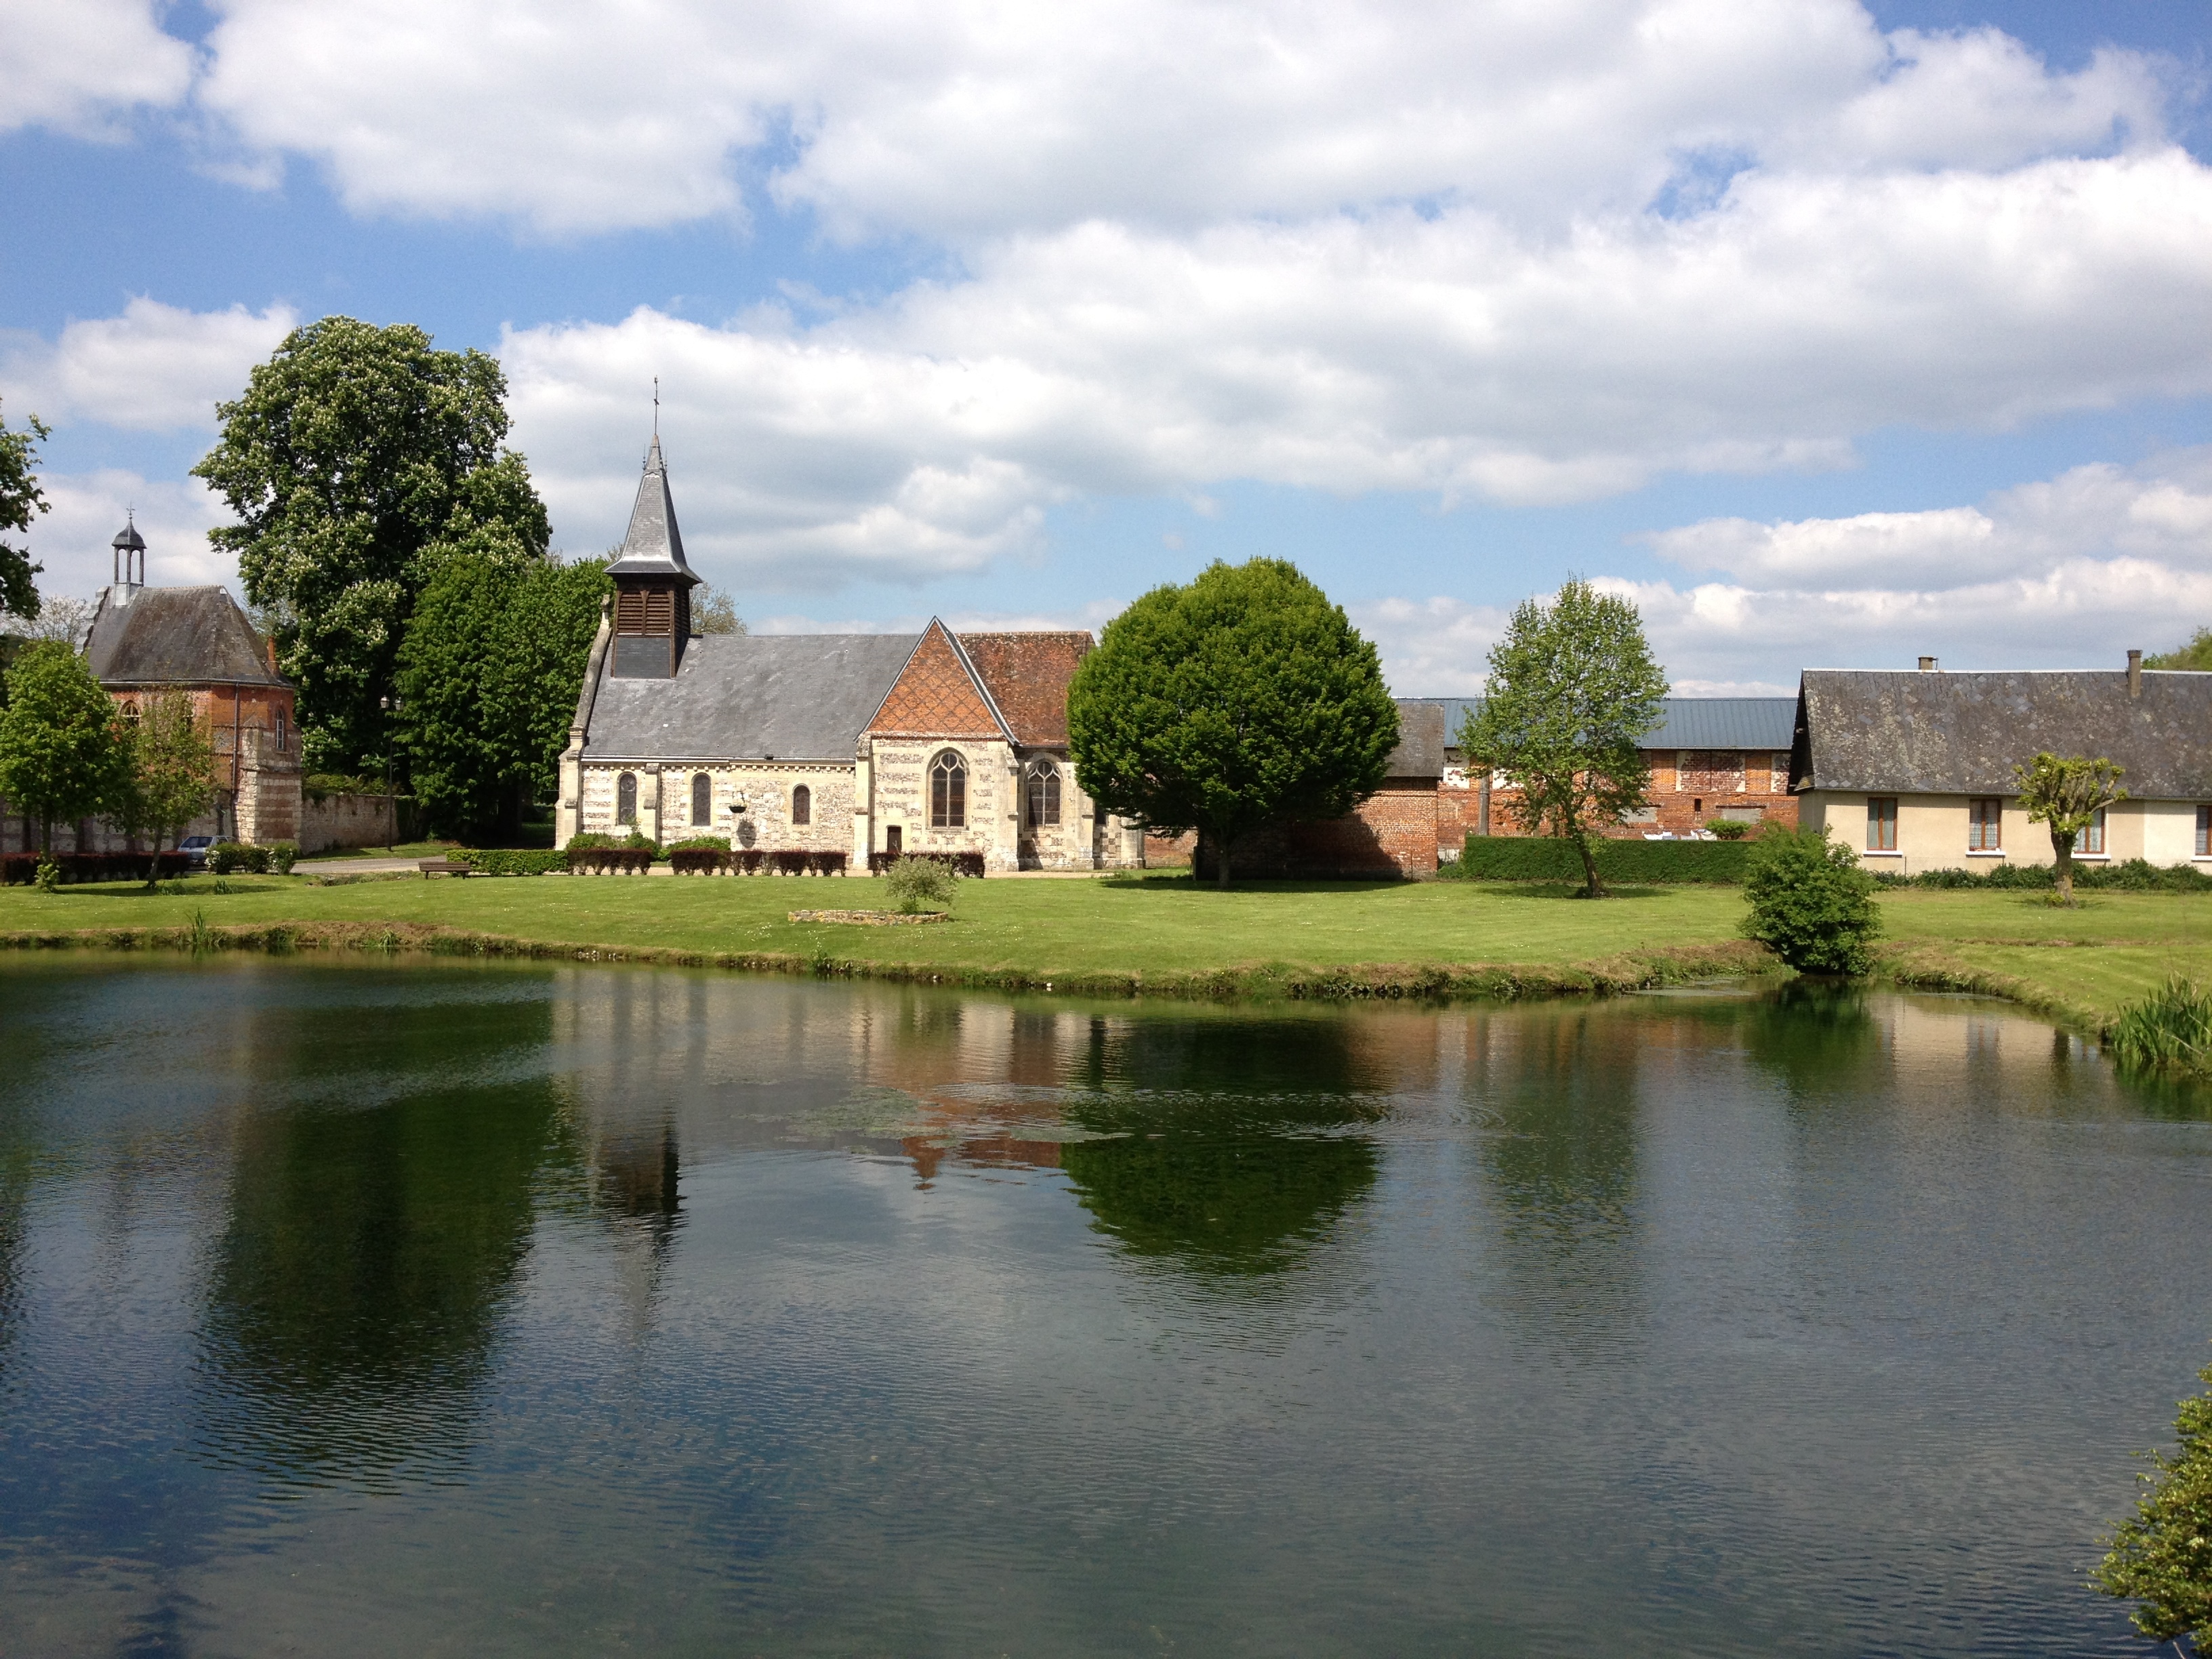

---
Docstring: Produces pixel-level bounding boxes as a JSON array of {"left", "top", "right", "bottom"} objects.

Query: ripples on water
[{"left": 0, "top": 958, "right": 2206, "bottom": 1656}]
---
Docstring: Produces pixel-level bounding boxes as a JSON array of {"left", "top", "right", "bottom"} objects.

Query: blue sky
[{"left": 3, "top": 0, "right": 2209, "bottom": 693}]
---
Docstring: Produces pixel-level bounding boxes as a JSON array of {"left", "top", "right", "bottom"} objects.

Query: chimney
[
  {"left": 2127, "top": 649, "right": 2142, "bottom": 699},
  {"left": 1918, "top": 656, "right": 1938, "bottom": 672}
]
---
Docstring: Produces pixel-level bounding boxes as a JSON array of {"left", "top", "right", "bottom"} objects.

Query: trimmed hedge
[
  {"left": 868, "top": 851, "right": 987, "bottom": 878},
  {"left": 671, "top": 848, "right": 847, "bottom": 875},
  {"left": 567, "top": 846, "right": 657, "bottom": 874},
  {"left": 1, "top": 851, "right": 190, "bottom": 885},
  {"left": 1454, "top": 835, "right": 1754, "bottom": 884},
  {"left": 210, "top": 841, "right": 298, "bottom": 875},
  {"left": 1875, "top": 857, "right": 2212, "bottom": 893},
  {"left": 457, "top": 848, "right": 570, "bottom": 877}
]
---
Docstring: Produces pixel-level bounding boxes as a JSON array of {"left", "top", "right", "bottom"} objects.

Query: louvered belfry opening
[{"left": 613, "top": 579, "right": 687, "bottom": 678}]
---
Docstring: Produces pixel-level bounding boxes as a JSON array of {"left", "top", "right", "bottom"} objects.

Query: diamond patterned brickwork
[{"left": 867, "top": 622, "right": 1006, "bottom": 738}]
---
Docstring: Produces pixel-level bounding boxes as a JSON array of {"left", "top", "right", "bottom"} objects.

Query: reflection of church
[{"left": 555, "top": 438, "right": 1147, "bottom": 870}]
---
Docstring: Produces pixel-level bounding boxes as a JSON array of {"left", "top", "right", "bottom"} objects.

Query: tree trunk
[
  {"left": 1574, "top": 826, "right": 1604, "bottom": 898},
  {"left": 1214, "top": 828, "right": 1232, "bottom": 890},
  {"left": 2053, "top": 827, "right": 2076, "bottom": 907}
]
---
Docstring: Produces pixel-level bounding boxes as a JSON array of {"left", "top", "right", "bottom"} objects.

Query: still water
[{"left": 0, "top": 958, "right": 2207, "bottom": 1656}]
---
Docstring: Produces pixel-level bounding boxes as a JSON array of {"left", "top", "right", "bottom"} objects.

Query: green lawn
[{"left": 2, "top": 871, "right": 2203, "bottom": 1019}]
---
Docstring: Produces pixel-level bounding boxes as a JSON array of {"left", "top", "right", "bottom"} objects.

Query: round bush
[{"left": 1740, "top": 825, "right": 1883, "bottom": 975}]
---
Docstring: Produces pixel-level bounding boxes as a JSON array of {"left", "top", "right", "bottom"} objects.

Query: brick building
[{"left": 1404, "top": 695, "right": 1800, "bottom": 855}]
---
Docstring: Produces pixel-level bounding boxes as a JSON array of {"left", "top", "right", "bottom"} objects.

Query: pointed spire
[{"left": 607, "top": 430, "right": 699, "bottom": 584}]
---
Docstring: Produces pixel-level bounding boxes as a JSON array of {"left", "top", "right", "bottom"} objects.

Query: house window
[
  {"left": 1867, "top": 797, "right": 1898, "bottom": 852},
  {"left": 929, "top": 752, "right": 967, "bottom": 829},
  {"left": 792, "top": 783, "right": 811, "bottom": 825},
  {"left": 275, "top": 708, "right": 289, "bottom": 752},
  {"left": 1967, "top": 797, "right": 2003, "bottom": 852},
  {"left": 1025, "top": 762, "right": 1061, "bottom": 829},
  {"left": 2081, "top": 808, "right": 2105, "bottom": 856},
  {"left": 617, "top": 772, "right": 638, "bottom": 825},
  {"left": 691, "top": 772, "right": 712, "bottom": 826},
  {"left": 2197, "top": 805, "right": 2210, "bottom": 858}
]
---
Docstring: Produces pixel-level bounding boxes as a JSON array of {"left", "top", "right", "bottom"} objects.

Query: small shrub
[
  {"left": 881, "top": 853, "right": 959, "bottom": 914},
  {"left": 35, "top": 855, "right": 60, "bottom": 893},
  {"left": 1740, "top": 825, "right": 1883, "bottom": 975},
  {"left": 2107, "top": 978, "right": 2212, "bottom": 1078},
  {"left": 209, "top": 842, "right": 272, "bottom": 875},
  {"left": 2091, "top": 1355, "right": 2212, "bottom": 1650},
  {"left": 1706, "top": 819, "right": 1750, "bottom": 840},
  {"left": 268, "top": 841, "right": 298, "bottom": 875}
]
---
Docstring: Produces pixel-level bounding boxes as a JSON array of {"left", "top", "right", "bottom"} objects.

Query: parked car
[{"left": 178, "top": 835, "right": 215, "bottom": 869}]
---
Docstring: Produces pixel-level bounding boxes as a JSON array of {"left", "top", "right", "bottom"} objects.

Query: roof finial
[{"left": 653, "top": 376, "right": 659, "bottom": 439}]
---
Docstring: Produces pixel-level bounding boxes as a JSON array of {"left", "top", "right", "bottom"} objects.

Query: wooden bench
[{"left": 418, "top": 858, "right": 471, "bottom": 878}]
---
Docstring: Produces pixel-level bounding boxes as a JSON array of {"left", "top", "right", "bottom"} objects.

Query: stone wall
[
  {"left": 577, "top": 760, "right": 858, "bottom": 853},
  {"left": 865, "top": 737, "right": 1018, "bottom": 869},
  {"left": 300, "top": 790, "right": 398, "bottom": 853}
]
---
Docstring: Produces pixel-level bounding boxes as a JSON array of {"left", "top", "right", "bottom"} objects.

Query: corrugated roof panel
[{"left": 1401, "top": 696, "right": 1796, "bottom": 752}]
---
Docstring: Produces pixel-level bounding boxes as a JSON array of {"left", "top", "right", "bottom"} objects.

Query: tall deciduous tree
[
  {"left": 1068, "top": 558, "right": 1398, "bottom": 888},
  {"left": 1458, "top": 578, "right": 1668, "bottom": 897},
  {"left": 2146, "top": 629, "right": 2212, "bottom": 672},
  {"left": 396, "top": 554, "right": 610, "bottom": 842},
  {"left": 192, "top": 317, "right": 550, "bottom": 776},
  {"left": 116, "top": 691, "right": 219, "bottom": 872},
  {"left": 2013, "top": 752, "right": 2127, "bottom": 906},
  {"left": 0, "top": 642, "right": 130, "bottom": 851},
  {"left": 0, "top": 401, "right": 50, "bottom": 626}
]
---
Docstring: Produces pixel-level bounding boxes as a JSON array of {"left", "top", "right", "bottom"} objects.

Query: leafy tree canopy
[
  {"left": 0, "top": 401, "right": 50, "bottom": 624},
  {"left": 2094, "top": 1354, "right": 2212, "bottom": 1650},
  {"left": 1067, "top": 558, "right": 1399, "bottom": 887},
  {"left": 115, "top": 691, "right": 220, "bottom": 869},
  {"left": 1740, "top": 825, "right": 1883, "bottom": 975},
  {"left": 1459, "top": 577, "right": 1668, "bottom": 897},
  {"left": 192, "top": 316, "right": 550, "bottom": 776},
  {"left": 0, "top": 641, "right": 130, "bottom": 849},
  {"left": 2146, "top": 629, "right": 2212, "bottom": 672},
  {"left": 2013, "top": 752, "right": 2126, "bottom": 905},
  {"left": 693, "top": 584, "right": 745, "bottom": 635},
  {"left": 396, "top": 554, "right": 609, "bottom": 842}
]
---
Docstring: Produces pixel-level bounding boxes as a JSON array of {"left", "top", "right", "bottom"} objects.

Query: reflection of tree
[
  {"left": 197, "top": 992, "right": 569, "bottom": 1489},
  {"left": 1475, "top": 1011, "right": 1645, "bottom": 1347},
  {"left": 1736, "top": 980, "right": 1886, "bottom": 1101},
  {"left": 1058, "top": 1012, "right": 1382, "bottom": 1276},
  {"left": 0, "top": 1128, "right": 27, "bottom": 1381}
]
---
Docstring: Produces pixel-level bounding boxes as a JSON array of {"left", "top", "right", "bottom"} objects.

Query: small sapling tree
[
  {"left": 117, "top": 690, "right": 219, "bottom": 878},
  {"left": 2013, "top": 752, "right": 2125, "bottom": 906},
  {"left": 1069, "top": 558, "right": 1398, "bottom": 888},
  {"left": 1740, "top": 824, "right": 1883, "bottom": 975},
  {"left": 0, "top": 641, "right": 130, "bottom": 851},
  {"left": 882, "top": 854, "right": 958, "bottom": 915},
  {"left": 2093, "top": 1354, "right": 2212, "bottom": 1650},
  {"left": 1458, "top": 577, "right": 1668, "bottom": 897}
]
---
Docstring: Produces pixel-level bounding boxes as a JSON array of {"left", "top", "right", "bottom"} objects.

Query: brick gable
[
  {"left": 958, "top": 632, "right": 1091, "bottom": 745},
  {"left": 866, "top": 620, "right": 1008, "bottom": 739}
]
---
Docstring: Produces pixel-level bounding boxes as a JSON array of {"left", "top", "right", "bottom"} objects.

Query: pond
[{"left": 0, "top": 958, "right": 2207, "bottom": 1656}]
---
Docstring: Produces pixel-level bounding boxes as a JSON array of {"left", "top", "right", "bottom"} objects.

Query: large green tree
[
  {"left": 1458, "top": 578, "right": 1668, "bottom": 898},
  {"left": 115, "top": 690, "right": 220, "bottom": 872},
  {"left": 0, "top": 642, "right": 130, "bottom": 851},
  {"left": 192, "top": 316, "right": 550, "bottom": 776},
  {"left": 0, "top": 401, "right": 49, "bottom": 626},
  {"left": 1067, "top": 558, "right": 1399, "bottom": 888},
  {"left": 2146, "top": 629, "right": 2212, "bottom": 672},
  {"left": 396, "top": 552, "right": 610, "bottom": 842}
]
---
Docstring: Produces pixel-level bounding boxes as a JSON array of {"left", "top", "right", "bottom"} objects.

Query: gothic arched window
[
  {"left": 792, "top": 783, "right": 811, "bottom": 825},
  {"left": 928, "top": 751, "right": 966, "bottom": 829},
  {"left": 1025, "top": 761, "right": 1061, "bottom": 829},
  {"left": 617, "top": 772, "right": 638, "bottom": 825},
  {"left": 691, "top": 772, "right": 712, "bottom": 826}
]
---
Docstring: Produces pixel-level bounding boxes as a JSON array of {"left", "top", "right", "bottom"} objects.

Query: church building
[{"left": 554, "top": 439, "right": 1146, "bottom": 870}]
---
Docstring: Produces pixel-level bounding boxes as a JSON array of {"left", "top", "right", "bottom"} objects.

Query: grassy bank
[{"left": 0, "top": 872, "right": 2201, "bottom": 1015}]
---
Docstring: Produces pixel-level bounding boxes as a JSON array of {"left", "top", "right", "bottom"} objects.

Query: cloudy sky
[{"left": 3, "top": 0, "right": 2208, "bottom": 693}]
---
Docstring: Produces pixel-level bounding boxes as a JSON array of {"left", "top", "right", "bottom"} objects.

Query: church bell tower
[{"left": 608, "top": 435, "right": 700, "bottom": 679}]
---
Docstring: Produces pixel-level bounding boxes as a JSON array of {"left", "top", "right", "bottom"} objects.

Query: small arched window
[
  {"left": 929, "top": 751, "right": 967, "bottom": 829},
  {"left": 691, "top": 772, "right": 712, "bottom": 825},
  {"left": 1025, "top": 761, "right": 1061, "bottom": 829},
  {"left": 274, "top": 708, "right": 289, "bottom": 752},
  {"left": 617, "top": 772, "right": 638, "bottom": 825},
  {"left": 792, "top": 783, "right": 811, "bottom": 825}
]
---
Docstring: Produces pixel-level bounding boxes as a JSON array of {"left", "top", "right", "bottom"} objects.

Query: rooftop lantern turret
[
  {"left": 607, "top": 431, "right": 701, "bottom": 680},
  {"left": 112, "top": 515, "right": 147, "bottom": 589}
]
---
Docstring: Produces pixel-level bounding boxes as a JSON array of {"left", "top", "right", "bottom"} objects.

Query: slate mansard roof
[
  {"left": 83, "top": 585, "right": 287, "bottom": 689},
  {"left": 1793, "top": 670, "right": 2212, "bottom": 799},
  {"left": 586, "top": 633, "right": 922, "bottom": 761},
  {"left": 1405, "top": 696, "right": 1798, "bottom": 754}
]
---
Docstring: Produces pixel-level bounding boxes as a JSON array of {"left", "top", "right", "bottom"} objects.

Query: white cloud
[
  {"left": 0, "top": 299, "right": 297, "bottom": 431},
  {"left": 16, "top": 472, "right": 237, "bottom": 602},
  {"left": 0, "top": 0, "right": 191, "bottom": 140}
]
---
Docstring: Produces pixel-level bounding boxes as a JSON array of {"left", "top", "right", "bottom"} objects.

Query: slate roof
[
  {"left": 584, "top": 632, "right": 920, "bottom": 760},
  {"left": 606, "top": 436, "right": 699, "bottom": 584},
  {"left": 83, "top": 586, "right": 286, "bottom": 688},
  {"left": 961, "top": 632, "right": 1092, "bottom": 745},
  {"left": 1404, "top": 696, "right": 1797, "bottom": 752},
  {"left": 1385, "top": 699, "right": 1446, "bottom": 780},
  {"left": 1794, "top": 670, "right": 2212, "bottom": 798},
  {"left": 866, "top": 621, "right": 1009, "bottom": 739}
]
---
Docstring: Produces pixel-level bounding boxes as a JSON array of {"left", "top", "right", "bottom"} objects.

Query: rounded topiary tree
[
  {"left": 1740, "top": 823, "right": 1883, "bottom": 975},
  {"left": 1067, "top": 558, "right": 1398, "bottom": 888}
]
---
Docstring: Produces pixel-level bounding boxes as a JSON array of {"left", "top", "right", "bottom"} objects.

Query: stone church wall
[{"left": 866, "top": 737, "right": 1017, "bottom": 869}]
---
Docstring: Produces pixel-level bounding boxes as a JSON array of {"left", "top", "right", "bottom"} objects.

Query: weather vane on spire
[{"left": 653, "top": 376, "right": 659, "bottom": 438}]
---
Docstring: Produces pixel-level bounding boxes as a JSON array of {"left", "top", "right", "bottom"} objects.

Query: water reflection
[{"left": 194, "top": 989, "right": 569, "bottom": 1490}]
